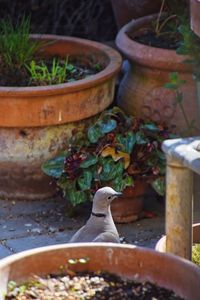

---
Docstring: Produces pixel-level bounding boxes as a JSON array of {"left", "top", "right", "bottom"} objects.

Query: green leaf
[
  {"left": 112, "top": 175, "right": 133, "bottom": 192},
  {"left": 99, "top": 119, "right": 117, "bottom": 134},
  {"left": 67, "top": 190, "right": 87, "bottom": 206},
  {"left": 116, "top": 132, "right": 136, "bottom": 153},
  {"left": 151, "top": 177, "right": 165, "bottom": 196},
  {"left": 87, "top": 124, "right": 102, "bottom": 143},
  {"left": 141, "top": 123, "right": 160, "bottom": 132},
  {"left": 136, "top": 131, "right": 148, "bottom": 144},
  {"left": 80, "top": 154, "right": 98, "bottom": 168},
  {"left": 99, "top": 158, "right": 123, "bottom": 181},
  {"left": 77, "top": 171, "right": 93, "bottom": 191},
  {"left": 41, "top": 155, "right": 65, "bottom": 178}
]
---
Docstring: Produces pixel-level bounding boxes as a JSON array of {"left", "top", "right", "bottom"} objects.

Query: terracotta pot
[
  {"left": 111, "top": 179, "right": 149, "bottom": 223},
  {"left": 110, "top": 0, "right": 160, "bottom": 29},
  {"left": 190, "top": 0, "right": 200, "bottom": 37},
  {"left": 155, "top": 223, "right": 200, "bottom": 253},
  {"left": 116, "top": 15, "right": 200, "bottom": 135},
  {"left": 0, "top": 243, "right": 200, "bottom": 299},
  {"left": 0, "top": 34, "right": 122, "bottom": 200}
]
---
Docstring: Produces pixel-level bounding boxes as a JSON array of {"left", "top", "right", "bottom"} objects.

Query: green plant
[
  {"left": 192, "top": 244, "right": 200, "bottom": 267},
  {"left": 26, "top": 58, "right": 75, "bottom": 86},
  {"left": 0, "top": 16, "right": 40, "bottom": 69},
  {"left": 42, "top": 107, "right": 172, "bottom": 207},
  {"left": 165, "top": 72, "right": 198, "bottom": 135}
]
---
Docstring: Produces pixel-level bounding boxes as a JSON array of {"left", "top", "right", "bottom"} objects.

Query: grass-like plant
[
  {"left": 0, "top": 16, "right": 40, "bottom": 69},
  {"left": 26, "top": 58, "right": 75, "bottom": 86}
]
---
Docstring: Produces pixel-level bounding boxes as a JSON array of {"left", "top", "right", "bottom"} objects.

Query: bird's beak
[{"left": 115, "top": 192, "right": 123, "bottom": 198}]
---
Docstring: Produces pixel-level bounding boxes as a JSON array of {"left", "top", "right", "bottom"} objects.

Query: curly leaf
[
  {"left": 87, "top": 124, "right": 102, "bottom": 143},
  {"left": 77, "top": 171, "right": 93, "bottom": 191},
  {"left": 141, "top": 123, "right": 160, "bottom": 132},
  {"left": 136, "top": 131, "right": 149, "bottom": 144},
  {"left": 101, "top": 146, "right": 130, "bottom": 169},
  {"left": 66, "top": 190, "right": 87, "bottom": 206},
  {"left": 80, "top": 154, "right": 98, "bottom": 168},
  {"left": 99, "top": 158, "right": 124, "bottom": 181},
  {"left": 99, "top": 119, "right": 117, "bottom": 133},
  {"left": 151, "top": 177, "right": 165, "bottom": 196},
  {"left": 112, "top": 175, "right": 134, "bottom": 192},
  {"left": 116, "top": 132, "right": 136, "bottom": 154},
  {"left": 41, "top": 155, "right": 65, "bottom": 178}
]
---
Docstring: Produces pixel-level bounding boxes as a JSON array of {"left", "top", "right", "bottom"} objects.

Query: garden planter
[
  {"left": 155, "top": 223, "right": 200, "bottom": 253},
  {"left": 116, "top": 15, "right": 200, "bottom": 135},
  {"left": 111, "top": 179, "right": 149, "bottom": 223},
  {"left": 0, "top": 34, "right": 121, "bottom": 200},
  {"left": 190, "top": 0, "right": 200, "bottom": 37},
  {"left": 110, "top": 0, "right": 160, "bottom": 29},
  {"left": 0, "top": 243, "right": 200, "bottom": 299}
]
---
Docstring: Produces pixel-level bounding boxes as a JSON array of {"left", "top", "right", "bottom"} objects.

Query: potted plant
[
  {"left": 42, "top": 106, "right": 171, "bottom": 223},
  {"left": 115, "top": 0, "right": 200, "bottom": 135},
  {"left": 0, "top": 17, "right": 122, "bottom": 200},
  {"left": 0, "top": 243, "right": 200, "bottom": 299},
  {"left": 110, "top": 0, "right": 161, "bottom": 28}
]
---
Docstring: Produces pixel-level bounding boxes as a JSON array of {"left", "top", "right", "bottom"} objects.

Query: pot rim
[
  {"left": 116, "top": 14, "right": 191, "bottom": 72},
  {"left": 0, "top": 34, "right": 122, "bottom": 96}
]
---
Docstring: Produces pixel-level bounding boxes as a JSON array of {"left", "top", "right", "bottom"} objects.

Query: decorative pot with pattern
[
  {"left": 0, "top": 34, "right": 122, "bottom": 200},
  {"left": 116, "top": 15, "right": 200, "bottom": 135},
  {"left": 0, "top": 243, "right": 200, "bottom": 300}
]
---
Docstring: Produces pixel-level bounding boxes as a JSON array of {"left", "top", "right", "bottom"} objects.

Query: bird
[{"left": 69, "top": 187, "right": 122, "bottom": 243}]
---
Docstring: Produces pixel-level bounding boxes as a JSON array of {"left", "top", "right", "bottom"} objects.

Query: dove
[{"left": 69, "top": 187, "right": 122, "bottom": 243}]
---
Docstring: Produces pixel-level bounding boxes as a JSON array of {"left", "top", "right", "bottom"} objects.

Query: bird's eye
[{"left": 108, "top": 196, "right": 112, "bottom": 200}]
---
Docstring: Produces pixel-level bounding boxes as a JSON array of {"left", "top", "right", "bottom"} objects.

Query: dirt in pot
[
  {"left": 5, "top": 271, "right": 185, "bottom": 300},
  {"left": 0, "top": 56, "right": 103, "bottom": 87}
]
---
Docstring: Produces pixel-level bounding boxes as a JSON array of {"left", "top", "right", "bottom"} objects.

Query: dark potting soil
[
  {"left": 5, "top": 271, "right": 185, "bottom": 300},
  {"left": 0, "top": 57, "right": 102, "bottom": 87},
  {"left": 133, "top": 30, "right": 181, "bottom": 50}
]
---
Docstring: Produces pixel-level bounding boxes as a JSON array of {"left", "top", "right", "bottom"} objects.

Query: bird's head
[{"left": 92, "top": 187, "right": 122, "bottom": 212}]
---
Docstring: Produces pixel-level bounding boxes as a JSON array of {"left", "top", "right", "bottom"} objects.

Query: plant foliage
[{"left": 42, "top": 107, "right": 172, "bottom": 206}]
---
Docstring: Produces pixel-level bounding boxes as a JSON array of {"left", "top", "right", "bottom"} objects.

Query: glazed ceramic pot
[
  {"left": 0, "top": 34, "right": 122, "bottom": 200},
  {"left": 110, "top": 0, "right": 160, "bottom": 28},
  {"left": 156, "top": 223, "right": 200, "bottom": 253},
  {"left": 111, "top": 179, "right": 149, "bottom": 223},
  {"left": 116, "top": 15, "right": 200, "bottom": 135},
  {"left": 0, "top": 243, "right": 200, "bottom": 299}
]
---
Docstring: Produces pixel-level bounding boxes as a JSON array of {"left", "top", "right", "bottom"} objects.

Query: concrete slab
[{"left": 0, "top": 244, "right": 12, "bottom": 258}]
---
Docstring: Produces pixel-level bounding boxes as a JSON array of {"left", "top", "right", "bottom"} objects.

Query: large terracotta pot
[
  {"left": 0, "top": 35, "right": 122, "bottom": 200},
  {"left": 116, "top": 15, "right": 200, "bottom": 135},
  {"left": 0, "top": 243, "right": 200, "bottom": 299},
  {"left": 111, "top": 179, "right": 149, "bottom": 223},
  {"left": 156, "top": 223, "right": 200, "bottom": 253},
  {"left": 110, "top": 0, "right": 160, "bottom": 29},
  {"left": 190, "top": 0, "right": 200, "bottom": 37}
]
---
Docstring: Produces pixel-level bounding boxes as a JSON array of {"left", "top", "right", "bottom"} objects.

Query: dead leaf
[{"left": 101, "top": 146, "right": 130, "bottom": 169}]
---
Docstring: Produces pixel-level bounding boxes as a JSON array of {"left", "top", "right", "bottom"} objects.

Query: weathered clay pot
[
  {"left": 110, "top": 0, "right": 160, "bottom": 28},
  {"left": 0, "top": 35, "right": 122, "bottom": 200},
  {"left": 0, "top": 243, "right": 200, "bottom": 299},
  {"left": 190, "top": 0, "right": 200, "bottom": 37},
  {"left": 116, "top": 15, "right": 200, "bottom": 135},
  {"left": 155, "top": 223, "right": 200, "bottom": 253},
  {"left": 111, "top": 179, "right": 149, "bottom": 223}
]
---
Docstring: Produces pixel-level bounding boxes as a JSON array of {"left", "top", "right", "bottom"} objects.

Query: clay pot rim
[
  {"left": 0, "top": 34, "right": 122, "bottom": 97},
  {"left": 1, "top": 242, "right": 200, "bottom": 274},
  {"left": 116, "top": 14, "right": 191, "bottom": 72}
]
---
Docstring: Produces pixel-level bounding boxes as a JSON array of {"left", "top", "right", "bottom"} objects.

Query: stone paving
[{"left": 0, "top": 194, "right": 165, "bottom": 259}]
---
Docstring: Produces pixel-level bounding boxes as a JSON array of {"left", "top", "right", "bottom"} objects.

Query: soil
[
  {"left": 0, "top": 57, "right": 102, "bottom": 87},
  {"left": 5, "top": 271, "right": 185, "bottom": 300},
  {"left": 132, "top": 29, "right": 181, "bottom": 50}
]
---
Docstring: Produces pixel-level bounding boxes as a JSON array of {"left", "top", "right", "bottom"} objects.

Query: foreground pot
[
  {"left": 111, "top": 179, "right": 149, "bottom": 223},
  {"left": 110, "top": 0, "right": 160, "bottom": 28},
  {"left": 116, "top": 15, "right": 200, "bottom": 135},
  {"left": 0, "top": 243, "right": 200, "bottom": 299},
  {"left": 0, "top": 34, "right": 121, "bottom": 200},
  {"left": 156, "top": 223, "right": 200, "bottom": 253}
]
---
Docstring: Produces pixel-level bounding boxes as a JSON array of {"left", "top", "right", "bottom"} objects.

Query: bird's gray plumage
[{"left": 69, "top": 187, "right": 122, "bottom": 243}]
